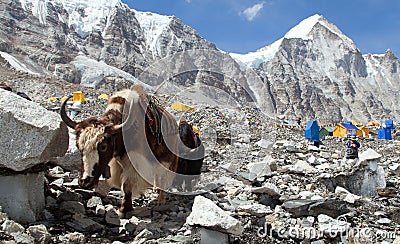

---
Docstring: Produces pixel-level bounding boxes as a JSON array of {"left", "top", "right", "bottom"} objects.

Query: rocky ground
[{"left": 1, "top": 68, "right": 400, "bottom": 243}]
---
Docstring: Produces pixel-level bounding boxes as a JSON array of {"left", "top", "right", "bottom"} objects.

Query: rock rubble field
[{"left": 0, "top": 85, "right": 399, "bottom": 244}]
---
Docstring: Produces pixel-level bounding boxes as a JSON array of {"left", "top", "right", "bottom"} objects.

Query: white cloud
[
  {"left": 185, "top": 0, "right": 192, "bottom": 3},
  {"left": 240, "top": 2, "right": 264, "bottom": 21}
]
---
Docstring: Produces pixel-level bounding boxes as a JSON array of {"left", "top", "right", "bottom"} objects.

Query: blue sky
[{"left": 123, "top": 0, "right": 400, "bottom": 58}]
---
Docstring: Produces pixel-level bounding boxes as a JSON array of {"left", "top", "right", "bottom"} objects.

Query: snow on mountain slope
[
  {"left": 70, "top": 55, "right": 150, "bottom": 89},
  {"left": 20, "top": 0, "right": 48, "bottom": 24},
  {"left": 229, "top": 38, "right": 282, "bottom": 70},
  {"left": 19, "top": 0, "right": 125, "bottom": 37},
  {"left": 134, "top": 11, "right": 175, "bottom": 57},
  {"left": 364, "top": 53, "right": 395, "bottom": 86},
  {"left": 284, "top": 14, "right": 354, "bottom": 45},
  {"left": 230, "top": 14, "right": 357, "bottom": 69},
  {"left": 0, "top": 51, "right": 40, "bottom": 75}
]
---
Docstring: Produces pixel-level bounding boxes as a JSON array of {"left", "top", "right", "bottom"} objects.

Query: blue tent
[
  {"left": 341, "top": 122, "right": 360, "bottom": 136},
  {"left": 385, "top": 120, "right": 394, "bottom": 130},
  {"left": 378, "top": 128, "right": 392, "bottom": 140},
  {"left": 304, "top": 119, "right": 320, "bottom": 142}
]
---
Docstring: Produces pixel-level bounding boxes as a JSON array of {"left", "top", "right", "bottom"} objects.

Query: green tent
[{"left": 320, "top": 126, "right": 335, "bottom": 140}]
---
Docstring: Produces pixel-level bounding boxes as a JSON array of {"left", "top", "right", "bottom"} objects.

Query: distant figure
[
  {"left": 296, "top": 117, "right": 302, "bottom": 126},
  {"left": 17, "top": 91, "right": 32, "bottom": 101},
  {"left": 346, "top": 136, "right": 360, "bottom": 159},
  {"left": 0, "top": 85, "right": 12, "bottom": 92}
]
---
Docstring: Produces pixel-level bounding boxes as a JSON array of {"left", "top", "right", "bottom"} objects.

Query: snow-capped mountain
[
  {"left": 230, "top": 14, "right": 400, "bottom": 122},
  {"left": 0, "top": 1, "right": 399, "bottom": 122}
]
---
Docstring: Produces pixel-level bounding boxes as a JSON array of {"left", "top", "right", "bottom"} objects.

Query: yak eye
[{"left": 98, "top": 144, "right": 108, "bottom": 152}]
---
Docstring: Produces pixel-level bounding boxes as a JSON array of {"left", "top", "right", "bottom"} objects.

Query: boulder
[
  {"left": 0, "top": 172, "right": 45, "bottom": 223},
  {"left": 322, "top": 149, "right": 386, "bottom": 197},
  {"left": 186, "top": 196, "right": 243, "bottom": 236},
  {"left": 0, "top": 89, "right": 69, "bottom": 171}
]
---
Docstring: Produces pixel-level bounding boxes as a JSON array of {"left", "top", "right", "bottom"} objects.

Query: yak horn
[{"left": 60, "top": 95, "right": 77, "bottom": 129}]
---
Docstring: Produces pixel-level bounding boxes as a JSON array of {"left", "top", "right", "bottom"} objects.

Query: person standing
[{"left": 346, "top": 136, "right": 360, "bottom": 159}]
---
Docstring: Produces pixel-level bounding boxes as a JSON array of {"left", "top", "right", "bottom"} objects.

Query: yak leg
[
  {"left": 157, "top": 190, "right": 166, "bottom": 205},
  {"left": 120, "top": 191, "right": 133, "bottom": 214},
  {"left": 120, "top": 180, "right": 134, "bottom": 213}
]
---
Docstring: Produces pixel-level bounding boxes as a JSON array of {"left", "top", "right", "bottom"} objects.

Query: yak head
[{"left": 60, "top": 97, "right": 123, "bottom": 189}]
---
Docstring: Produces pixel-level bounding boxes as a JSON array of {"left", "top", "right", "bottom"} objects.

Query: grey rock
[
  {"left": 58, "top": 191, "right": 83, "bottom": 202},
  {"left": 243, "top": 157, "right": 273, "bottom": 181},
  {"left": 170, "top": 234, "right": 193, "bottom": 244},
  {"left": 0, "top": 90, "right": 68, "bottom": 171},
  {"left": 59, "top": 201, "right": 86, "bottom": 215},
  {"left": 377, "top": 218, "right": 391, "bottom": 225},
  {"left": 105, "top": 205, "right": 120, "bottom": 226},
  {"left": 282, "top": 160, "right": 316, "bottom": 174},
  {"left": 237, "top": 203, "right": 273, "bottom": 217},
  {"left": 0, "top": 211, "right": 8, "bottom": 224},
  {"left": 186, "top": 196, "right": 243, "bottom": 236},
  {"left": 283, "top": 198, "right": 350, "bottom": 218},
  {"left": 1, "top": 219, "right": 25, "bottom": 234},
  {"left": 10, "top": 232, "right": 35, "bottom": 244},
  {"left": 251, "top": 183, "right": 281, "bottom": 197},
  {"left": 66, "top": 214, "right": 104, "bottom": 232},
  {"left": 0, "top": 172, "right": 45, "bottom": 223},
  {"left": 95, "top": 205, "right": 106, "bottom": 216},
  {"left": 47, "top": 166, "right": 68, "bottom": 178},
  {"left": 87, "top": 196, "right": 103, "bottom": 208},
  {"left": 133, "top": 229, "right": 154, "bottom": 242},
  {"left": 49, "top": 178, "right": 64, "bottom": 188},
  {"left": 62, "top": 232, "right": 86, "bottom": 243},
  {"left": 282, "top": 199, "right": 320, "bottom": 218},
  {"left": 308, "top": 199, "right": 350, "bottom": 218},
  {"left": 27, "top": 224, "right": 50, "bottom": 243},
  {"left": 199, "top": 228, "right": 229, "bottom": 244},
  {"left": 121, "top": 219, "right": 136, "bottom": 233},
  {"left": 323, "top": 159, "right": 386, "bottom": 197},
  {"left": 359, "top": 148, "right": 382, "bottom": 162}
]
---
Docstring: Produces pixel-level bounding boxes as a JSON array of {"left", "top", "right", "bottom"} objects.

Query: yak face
[
  {"left": 75, "top": 122, "right": 119, "bottom": 189},
  {"left": 60, "top": 96, "right": 124, "bottom": 190}
]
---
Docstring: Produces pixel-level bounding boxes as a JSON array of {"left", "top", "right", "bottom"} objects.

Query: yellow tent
[
  {"left": 356, "top": 126, "right": 370, "bottom": 137},
  {"left": 98, "top": 94, "right": 110, "bottom": 100},
  {"left": 46, "top": 97, "right": 58, "bottom": 102},
  {"left": 332, "top": 122, "right": 360, "bottom": 137},
  {"left": 170, "top": 101, "right": 196, "bottom": 112},
  {"left": 333, "top": 124, "right": 347, "bottom": 137},
  {"left": 73, "top": 91, "right": 86, "bottom": 103}
]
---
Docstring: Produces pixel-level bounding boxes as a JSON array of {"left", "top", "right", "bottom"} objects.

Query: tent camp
[
  {"left": 333, "top": 122, "right": 360, "bottom": 137},
  {"left": 320, "top": 126, "right": 335, "bottom": 140},
  {"left": 304, "top": 119, "right": 320, "bottom": 142},
  {"left": 378, "top": 128, "right": 392, "bottom": 140},
  {"left": 73, "top": 91, "right": 86, "bottom": 103},
  {"left": 171, "top": 101, "right": 196, "bottom": 112}
]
